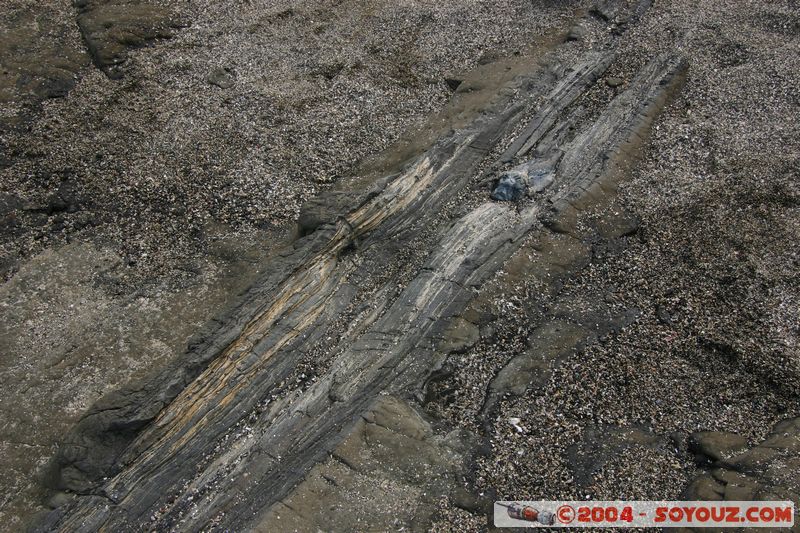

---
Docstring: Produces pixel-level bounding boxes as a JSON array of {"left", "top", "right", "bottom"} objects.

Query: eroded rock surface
[
  {"left": 686, "top": 419, "right": 800, "bottom": 504},
  {"left": 0, "top": 228, "right": 284, "bottom": 529},
  {"left": 0, "top": 3, "right": 88, "bottom": 130},
  {"left": 255, "top": 396, "right": 476, "bottom": 532},
  {"left": 73, "top": 0, "right": 181, "bottom": 78}
]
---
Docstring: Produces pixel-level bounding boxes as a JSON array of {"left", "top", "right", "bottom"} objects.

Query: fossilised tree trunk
[{"left": 38, "top": 34, "right": 687, "bottom": 533}]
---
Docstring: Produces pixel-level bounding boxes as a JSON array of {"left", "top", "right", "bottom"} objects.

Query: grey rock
[
  {"left": 606, "top": 76, "right": 624, "bottom": 87},
  {"left": 255, "top": 397, "right": 470, "bottom": 532},
  {"left": 491, "top": 152, "right": 561, "bottom": 202},
  {"left": 0, "top": 193, "right": 22, "bottom": 217},
  {"left": 566, "top": 24, "right": 587, "bottom": 42},
  {"left": 439, "top": 317, "right": 480, "bottom": 353},
  {"left": 45, "top": 492, "right": 74, "bottom": 510},
  {"left": 0, "top": 8, "right": 88, "bottom": 113},
  {"left": 444, "top": 76, "right": 463, "bottom": 91},
  {"left": 591, "top": 208, "right": 640, "bottom": 239},
  {"left": 590, "top": 0, "right": 620, "bottom": 22},
  {"left": 684, "top": 418, "right": 800, "bottom": 508},
  {"left": 490, "top": 320, "right": 589, "bottom": 396},
  {"left": 689, "top": 431, "right": 748, "bottom": 462},
  {"left": 40, "top": 50, "right": 688, "bottom": 532},
  {"left": 490, "top": 173, "right": 526, "bottom": 201},
  {"left": 479, "top": 322, "right": 496, "bottom": 339},
  {"left": 207, "top": 66, "right": 235, "bottom": 89},
  {"left": 451, "top": 487, "right": 483, "bottom": 512},
  {"left": 477, "top": 51, "right": 501, "bottom": 65},
  {"left": 297, "top": 189, "right": 360, "bottom": 235},
  {"left": 685, "top": 476, "right": 725, "bottom": 500}
]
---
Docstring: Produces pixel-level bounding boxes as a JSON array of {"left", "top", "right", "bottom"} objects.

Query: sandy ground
[{"left": 1, "top": 0, "right": 798, "bottom": 530}]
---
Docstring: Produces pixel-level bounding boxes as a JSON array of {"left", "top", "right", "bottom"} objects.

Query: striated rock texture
[
  {"left": 0, "top": 1, "right": 585, "bottom": 528},
  {"left": 37, "top": 29, "right": 688, "bottom": 532},
  {"left": 255, "top": 395, "right": 477, "bottom": 532}
]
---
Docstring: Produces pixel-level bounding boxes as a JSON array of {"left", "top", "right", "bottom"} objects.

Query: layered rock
[{"left": 36, "top": 2, "right": 690, "bottom": 529}]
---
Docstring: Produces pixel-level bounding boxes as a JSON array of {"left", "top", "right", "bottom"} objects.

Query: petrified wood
[{"left": 38, "top": 34, "right": 687, "bottom": 533}]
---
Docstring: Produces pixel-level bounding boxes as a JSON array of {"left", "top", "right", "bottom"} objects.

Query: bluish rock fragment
[
  {"left": 491, "top": 174, "right": 526, "bottom": 201},
  {"left": 491, "top": 152, "right": 561, "bottom": 202}
]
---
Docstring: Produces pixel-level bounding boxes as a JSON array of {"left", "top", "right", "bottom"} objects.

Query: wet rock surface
[
  {"left": 73, "top": 0, "right": 181, "bottom": 79},
  {"left": 689, "top": 431, "right": 749, "bottom": 464},
  {"left": 684, "top": 418, "right": 800, "bottom": 525}
]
